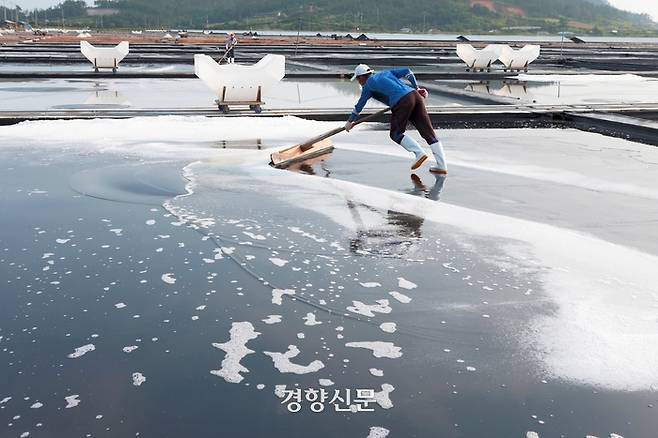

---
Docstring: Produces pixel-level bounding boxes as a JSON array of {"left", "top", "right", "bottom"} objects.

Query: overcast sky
[{"left": 6, "top": 0, "right": 658, "bottom": 21}]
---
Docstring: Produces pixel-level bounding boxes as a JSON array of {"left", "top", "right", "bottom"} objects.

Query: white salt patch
[
  {"left": 256, "top": 384, "right": 265, "bottom": 390},
  {"left": 466, "top": 366, "right": 476, "bottom": 372},
  {"left": 397, "top": 277, "right": 417, "bottom": 290},
  {"left": 64, "top": 395, "right": 80, "bottom": 408},
  {"left": 203, "top": 258, "right": 215, "bottom": 264},
  {"left": 67, "top": 344, "right": 95, "bottom": 358},
  {"left": 145, "top": 219, "right": 156, "bottom": 225},
  {"left": 270, "top": 167, "right": 658, "bottom": 390},
  {"left": 369, "top": 368, "right": 384, "bottom": 377},
  {"left": 196, "top": 305, "right": 207, "bottom": 311},
  {"left": 288, "top": 227, "right": 327, "bottom": 243},
  {"left": 303, "top": 313, "right": 322, "bottom": 326},
  {"left": 243, "top": 231, "right": 266, "bottom": 240},
  {"left": 262, "top": 315, "right": 282, "bottom": 324},
  {"left": 132, "top": 372, "right": 146, "bottom": 386},
  {"left": 319, "top": 379, "right": 334, "bottom": 386},
  {"left": 373, "top": 384, "right": 395, "bottom": 409},
  {"left": 345, "top": 342, "right": 402, "bottom": 358},
  {"left": 30, "top": 402, "right": 43, "bottom": 409},
  {"left": 110, "top": 228, "right": 123, "bottom": 236},
  {"left": 56, "top": 238, "right": 69, "bottom": 244},
  {"left": 274, "top": 385, "right": 287, "bottom": 398},
  {"left": 271, "top": 288, "right": 295, "bottom": 305},
  {"left": 114, "top": 302, "right": 126, "bottom": 309},
  {"left": 220, "top": 247, "right": 235, "bottom": 255},
  {"left": 610, "top": 434, "right": 624, "bottom": 438},
  {"left": 269, "top": 257, "right": 289, "bottom": 267},
  {"left": 360, "top": 282, "right": 381, "bottom": 288},
  {"left": 0, "top": 397, "right": 12, "bottom": 404},
  {"left": 379, "top": 323, "right": 397, "bottom": 333},
  {"left": 367, "top": 426, "right": 390, "bottom": 438},
  {"left": 161, "top": 273, "right": 176, "bottom": 284},
  {"left": 191, "top": 316, "right": 199, "bottom": 321},
  {"left": 210, "top": 322, "right": 261, "bottom": 383},
  {"left": 526, "top": 432, "right": 539, "bottom": 438},
  {"left": 388, "top": 291, "right": 412, "bottom": 303},
  {"left": 123, "top": 346, "right": 139, "bottom": 353},
  {"left": 264, "top": 345, "right": 325, "bottom": 374},
  {"left": 347, "top": 299, "right": 392, "bottom": 317}
]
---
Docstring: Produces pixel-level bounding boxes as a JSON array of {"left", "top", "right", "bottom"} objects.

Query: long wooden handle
[{"left": 298, "top": 107, "right": 390, "bottom": 152}]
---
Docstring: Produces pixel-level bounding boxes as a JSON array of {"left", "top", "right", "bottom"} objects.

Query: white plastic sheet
[
  {"left": 499, "top": 45, "right": 541, "bottom": 70},
  {"left": 194, "top": 54, "right": 285, "bottom": 102},
  {"left": 456, "top": 44, "right": 540, "bottom": 71},
  {"left": 80, "top": 41, "right": 129, "bottom": 70},
  {"left": 456, "top": 44, "right": 504, "bottom": 70}
]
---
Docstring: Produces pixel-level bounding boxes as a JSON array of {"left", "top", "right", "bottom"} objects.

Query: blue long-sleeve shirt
[{"left": 348, "top": 68, "right": 418, "bottom": 121}]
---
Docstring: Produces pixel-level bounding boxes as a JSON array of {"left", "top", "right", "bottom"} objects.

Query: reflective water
[
  {"left": 1, "top": 125, "right": 657, "bottom": 437},
  {"left": 439, "top": 76, "right": 658, "bottom": 104},
  {"left": 0, "top": 77, "right": 469, "bottom": 111}
]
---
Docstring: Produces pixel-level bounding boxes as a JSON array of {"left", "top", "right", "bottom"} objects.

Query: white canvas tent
[
  {"left": 80, "top": 41, "right": 129, "bottom": 72},
  {"left": 498, "top": 45, "right": 541, "bottom": 71},
  {"left": 194, "top": 54, "right": 285, "bottom": 112}
]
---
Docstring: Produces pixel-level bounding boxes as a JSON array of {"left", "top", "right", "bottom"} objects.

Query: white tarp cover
[
  {"left": 80, "top": 41, "right": 130, "bottom": 69},
  {"left": 194, "top": 54, "right": 286, "bottom": 102},
  {"left": 498, "top": 45, "right": 541, "bottom": 70}
]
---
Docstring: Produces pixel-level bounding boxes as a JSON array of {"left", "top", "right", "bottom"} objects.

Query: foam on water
[
  {"left": 64, "top": 395, "right": 80, "bottom": 408},
  {"left": 210, "top": 322, "right": 261, "bottom": 384},
  {"left": 264, "top": 345, "right": 325, "bottom": 374},
  {"left": 388, "top": 291, "right": 412, "bottom": 304},
  {"left": 345, "top": 342, "right": 402, "bottom": 359},
  {"left": 272, "top": 288, "right": 295, "bottom": 305},
  {"left": 131, "top": 372, "right": 146, "bottom": 386},
  {"left": 367, "top": 426, "right": 390, "bottom": 438},
  {"left": 161, "top": 273, "right": 176, "bottom": 284},
  {"left": 347, "top": 300, "right": 392, "bottom": 317},
  {"left": 67, "top": 344, "right": 95, "bottom": 358}
]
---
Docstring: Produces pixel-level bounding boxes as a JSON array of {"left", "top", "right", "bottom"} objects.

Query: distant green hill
[{"left": 10, "top": 0, "right": 658, "bottom": 35}]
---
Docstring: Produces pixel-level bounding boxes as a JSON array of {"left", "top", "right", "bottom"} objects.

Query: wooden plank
[{"left": 270, "top": 139, "right": 334, "bottom": 169}]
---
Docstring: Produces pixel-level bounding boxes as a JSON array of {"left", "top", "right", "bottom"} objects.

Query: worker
[
  {"left": 345, "top": 64, "right": 447, "bottom": 174},
  {"left": 225, "top": 32, "right": 237, "bottom": 64}
]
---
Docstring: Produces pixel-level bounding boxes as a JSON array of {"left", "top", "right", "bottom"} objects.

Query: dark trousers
[{"left": 389, "top": 91, "right": 437, "bottom": 145}]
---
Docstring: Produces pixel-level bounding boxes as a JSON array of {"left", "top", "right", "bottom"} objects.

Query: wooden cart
[{"left": 215, "top": 85, "right": 263, "bottom": 114}]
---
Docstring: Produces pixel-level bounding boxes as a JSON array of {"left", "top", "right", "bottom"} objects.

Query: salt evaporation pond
[{"left": 1, "top": 117, "right": 657, "bottom": 438}]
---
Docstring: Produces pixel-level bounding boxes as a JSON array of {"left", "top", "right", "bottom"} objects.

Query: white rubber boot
[
  {"left": 429, "top": 140, "right": 448, "bottom": 174},
  {"left": 400, "top": 135, "right": 428, "bottom": 170}
]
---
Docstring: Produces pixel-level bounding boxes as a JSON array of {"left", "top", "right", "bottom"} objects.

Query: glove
[
  {"left": 417, "top": 87, "right": 429, "bottom": 98},
  {"left": 344, "top": 121, "right": 355, "bottom": 132}
]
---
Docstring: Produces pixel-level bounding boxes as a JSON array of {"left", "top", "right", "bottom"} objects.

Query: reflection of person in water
[{"left": 347, "top": 174, "right": 447, "bottom": 256}]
